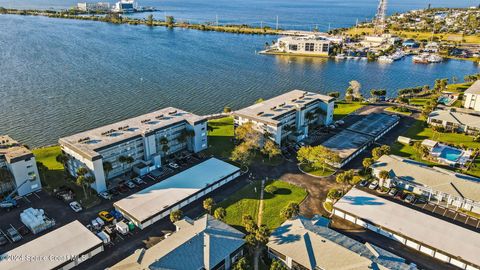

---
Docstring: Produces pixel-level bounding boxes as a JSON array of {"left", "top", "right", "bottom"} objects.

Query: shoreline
[{"left": 0, "top": 9, "right": 282, "bottom": 36}]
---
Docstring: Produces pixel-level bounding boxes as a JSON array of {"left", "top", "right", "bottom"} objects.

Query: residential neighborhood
[{"left": 2, "top": 0, "right": 480, "bottom": 269}]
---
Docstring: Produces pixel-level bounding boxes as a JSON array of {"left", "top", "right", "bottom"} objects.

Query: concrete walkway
[{"left": 257, "top": 178, "right": 266, "bottom": 226}]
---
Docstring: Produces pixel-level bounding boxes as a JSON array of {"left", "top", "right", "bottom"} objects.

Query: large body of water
[
  {"left": 0, "top": 1, "right": 479, "bottom": 147},
  {"left": 0, "top": 0, "right": 478, "bottom": 30}
]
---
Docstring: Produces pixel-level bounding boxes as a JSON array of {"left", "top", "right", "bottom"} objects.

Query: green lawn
[
  {"left": 334, "top": 102, "right": 365, "bottom": 120},
  {"left": 408, "top": 98, "right": 430, "bottom": 107},
  {"left": 32, "top": 145, "right": 63, "bottom": 170},
  {"left": 219, "top": 181, "right": 262, "bottom": 231},
  {"left": 384, "top": 107, "right": 412, "bottom": 116},
  {"left": 205, "top": 117, "right": 235, "bottom": 159},
  {"left": 299, "top": 163, "right": 335, "bottom": 177},
  {"left": 219, "top": 180, "right": 307, "bottom": 231},
  {"left": 446, "top": 82, "right": 473, "bottom": 93},
  {"left": 32, "top": 145, "right": 100, "bottom": 208},
  {"left": 262, "top": 181, "right": 308, "bottom": 229}
]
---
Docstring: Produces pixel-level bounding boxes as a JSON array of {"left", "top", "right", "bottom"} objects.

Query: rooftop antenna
[{"left": 373, "top": 0, "right": 388, "bottom": 35}]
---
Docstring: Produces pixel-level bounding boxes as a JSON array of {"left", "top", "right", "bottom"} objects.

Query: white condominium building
[
  {"left": 274, "top": 35, "right": 334, "bottom": 56},
  {"left": 463, "top": 80, "right": 480, "bottom": 111},
  {"left": 0, "top": 135, "right": 42, "bottom": 196},
  {"left": 233, "top": 90, "right": 335, "bottom": 146},
  {"left": 59, "top": 107, "right": 207, "bottom": 192}
]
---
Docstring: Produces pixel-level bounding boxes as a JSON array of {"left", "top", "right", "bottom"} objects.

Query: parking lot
[{"left": 0, "top": 152, "right": 209, "bottom": 253}]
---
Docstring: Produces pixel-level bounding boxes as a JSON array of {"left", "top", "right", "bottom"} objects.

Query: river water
[{"left": 0, "top": 1, "right": 479, "bottom": 147}]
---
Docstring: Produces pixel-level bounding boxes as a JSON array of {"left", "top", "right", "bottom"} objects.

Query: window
[
  {"left": 288, "top": 44, "right": 298, "bottom": 51},
  {"left": 305, "top": 43, "right": 314, "bottom": 52},
  {"left": 322, "top": 44, "right": 329, "bottom": 52}
]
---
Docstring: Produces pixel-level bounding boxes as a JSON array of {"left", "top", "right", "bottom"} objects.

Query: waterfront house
[
  {"left": 427, "top": 108, "right": 480, "bottom": 135},
  {"left": 233, "top": 90, "right": 335, "bottom": 147},
  {"left": 371, "top": 154, "right": 480, "bottom": 214},
  {"left": 267, "top": 216, "right": 414, "bottom": 270},
  {"left": 0, "top": 135, "right": 42, "bottom": 196},
  {"left": 463, "top": 80, "right": 480, "bottom": 111},
  {"left": 111, "top": 214, "right": 245, "bottom": 270},
  {"left": 59, "top": 107, "right": 207, "bottom": 192},
  {"left": 112, "top": 0, "right": 136, "bottom": 13},
  {"left": 77, "top": 2, "right": 111, "bottom": 12}
]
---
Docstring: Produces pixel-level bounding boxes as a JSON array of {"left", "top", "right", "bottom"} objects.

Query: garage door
[
  {"left": 406, "top": 240, "right": 419, "bottom": 250},
  {"left": 420, "top": 246, "right": 434, "bottom": 256},
  {"left": 434, "top": 251, "right": 450, "bottom": 262}
]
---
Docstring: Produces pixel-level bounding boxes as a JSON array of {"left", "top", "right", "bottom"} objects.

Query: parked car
[
  {"left": 394, "top": 191, "right": 404, "bottom": 200},
  {"left": 133, "top": 177, "right": 145, "bottom": 185},
  {"left": 17, "top": 226, "right": 30, "bottom": 237},
  {"left": 55, "top": 190, "right": 74, "bottom": 202},
  {"left": 404, "top": 194, "right": 416, "bottom": 204},
  {"left": 126, "top": 181, "right": 137, "bottom": 189},
  {"left": 118, "top": 185, "right": 129, "bottom": 193},
  {"left": 6, "top": 228, "right": 21, "bottom": 242},
  {"left": 0, "top": 235, "right": 8, "bottom": 246},
  {"left": 168, "top": 162, "right": 179, "bottom": 169},
  {"left": 98, "top": 211, "right": 114, "bottom": 222},
  {"left": 99, "top": 191, "right": 112, "bottom": 200},
  {"left": 359, "top": 180, "right": 369, "bottom": 187},
  {"left": 69, "top": 201, "right": 83, "bottom": 212},
  {"left": 368, "top": 180, "right": 379, "bottom": 190},
  {"left": 388, "top": 188, "right": 398, "bottom": 196},
  {"left": 109, "top": 209, "right": 123, "bottom": 220}
]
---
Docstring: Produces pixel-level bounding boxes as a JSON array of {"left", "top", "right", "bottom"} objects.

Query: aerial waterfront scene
[{"left": 1, "top": 0, "right": 480, "bottom": 270}]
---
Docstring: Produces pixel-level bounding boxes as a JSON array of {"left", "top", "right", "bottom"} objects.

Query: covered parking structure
[
  {"left": 333, "top": 188, "right": 480, "bottom": 270},
  {"left": 322, "top": 113, "right": 399, "bottom": 168},
  {"left": 321, "top": 130, "right": 372, "bottom": 168},
  {"left": 114, "top": 158, "right": 241, "bottom": 229},
  {"left": 346, "top": 113, "right": 400, "bottom": 140},
  {"left": 0, "top": 220, "right": 103, "bottom": 270}
]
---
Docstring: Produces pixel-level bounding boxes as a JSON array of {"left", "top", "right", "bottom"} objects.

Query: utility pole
[{"left": 276, "top": 15, "right": 279, "bottom": 30}]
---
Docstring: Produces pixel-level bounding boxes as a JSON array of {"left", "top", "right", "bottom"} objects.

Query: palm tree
[
  {"left": 378, "top": 170, "right": 390, "bottom": 188},
  {"left": 103, "top": 161, "right": 112, "bottom": 179},
  {"left": 76, "top": 167, "right": 88, "bottom": 177},
  {"left": 214, "top": 207, "right": 227, "bottom": 221},
  {"left": 85, "top": 176, "right": 96, "bottom": 197},
  {"left": 56, "top": 153, "right": 69, "bottom": 176},
  {"left": 170, "top": 209, "right": 183, "bottom": 223},
  {"left": 203, "top": 198, "right": 214, "bottom": 214},
  {"left": 76, "top": 175, "right": 87, "bottom": 198},
  {"left": 362, "top": 158, "right": 374, "bottom": 174}
]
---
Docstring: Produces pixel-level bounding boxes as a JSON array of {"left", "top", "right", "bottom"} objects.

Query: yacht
[
  {"left": 335, "top": 54, "right": 346, "bottom": 60},
  {"left": 378, "top": 55, "right": 393, "bottom": 63},
  {"left": 390, "top": 50, "right": 405, "bottom": 61},
  {"left": 413, "top": 53, "right": 429, "bottom": 64},
  {"left": 428, "top": 54, "right": 443, "bottom": 63}
]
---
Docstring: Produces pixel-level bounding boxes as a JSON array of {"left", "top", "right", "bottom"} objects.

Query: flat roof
[
  {"left": 0, "top": 135, "right": 33, "bottom": 163},
  {"left": 234, "top": 90, "right": 334, "bottom": 125},
  {"left": 321, "top": 130, "right": 372, "bottom": 160},
  {"left": 464, "top": 80, "right": 480, "bottom": 95},
  {"left": 334, "top": 188, "right": 480, "bottom": 266},
  {"left": 59, "top": 107, "right": 205, "bottom": 159},
  {"left": 346, "top": 113, "right": 399, "bottom": 137},
  {"left": 0, "top": 220, "right": 102, "bottom": 270},
  {"left": 114, "top": 158, "right": 240, "bottom": 223},
  {"left": 428, "top": 109, "right": 480, "bottom": 130},
  {"left": 373, "top": 155, "right": 480, "bottom": 202},
  {"left": 268, "top": 216, "right": 411, "bottom": 270}
]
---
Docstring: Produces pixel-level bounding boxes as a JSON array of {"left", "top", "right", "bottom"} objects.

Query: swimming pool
[
  {"left": 439, "top": 147, "right": 462, "bottom": 162},
  {"left": 438, "top": 96, "right": 452, "bottom": 105}
]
